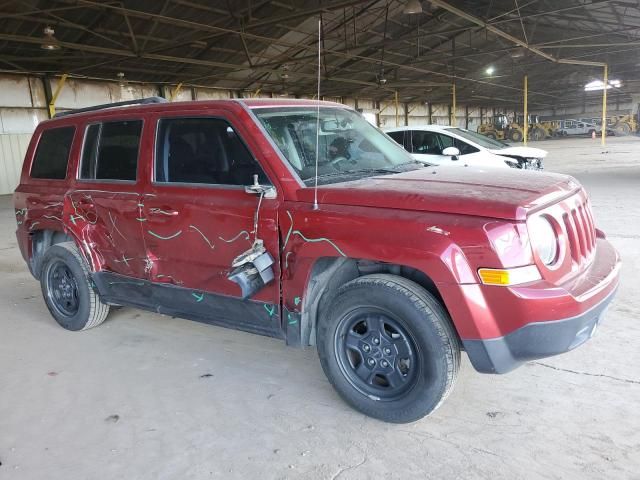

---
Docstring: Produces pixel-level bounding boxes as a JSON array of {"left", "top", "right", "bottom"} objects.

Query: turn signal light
[{"left": 478, "top": 265, "right": 541, "bottom": 286}]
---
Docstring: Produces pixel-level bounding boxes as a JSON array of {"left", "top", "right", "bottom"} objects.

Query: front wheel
[
  {"left": 40, "top": 242, "right": 110, "bottom": 331},
  {"left": 317, "top": 274, "right": 460, "bottom": 423},
  {"left": 510, "top": 129, "right": 523, "bottom": 142}
]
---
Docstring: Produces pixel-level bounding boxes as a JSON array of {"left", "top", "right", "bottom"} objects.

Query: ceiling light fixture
[
  {"left": 584, "top": 79, "right": 621, "bottom": 91},
  {"left": 116, "top": 72, "right": 127, "bottom": 87},
  {"left": 403, "top": 0, "right": 423, "bottom": 14},
  {"left": 485, "top": 66, "right": 495, "bottom": 75},
  {"left": 41, "top": 26, "right": 61, "bottom": 51}
]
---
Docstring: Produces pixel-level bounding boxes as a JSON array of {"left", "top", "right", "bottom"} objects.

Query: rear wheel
[
  {"left": 616, "top": 123, "right": 631, "bottom": 136},
  {"left": 510, "top": 129, "right": 523, "bottom": 142},
  {"left": 532, "top": 127, "right": 545, "bottom": 141},
  {"left": 317, "top": 274, "right": 460, "bottom": 423},
  {"left": 40, "top": 242, "right": 109, "bottom": 331}
]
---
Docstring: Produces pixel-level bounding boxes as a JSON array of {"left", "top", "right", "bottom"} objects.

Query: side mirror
[
  {"left": 245, "top": 174, "right": 276, "bottom": 199},
  {"left": 442, "top": 146, "right": 460, "bottom": 160}
]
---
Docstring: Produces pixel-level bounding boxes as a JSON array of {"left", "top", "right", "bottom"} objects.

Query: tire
[
  {"left": 510, "top": 129, "right": 523, "bottom": 142},
  {"left": 40, "top": 242, "right": 109, "bottom": 331},
  {"left": 317, "top": 274, "right": 460, "bottom": 423},
  {"left": 532, "top": 128, "right": 545, "bottom": 141},
  {"left": 615, "top": 123, "right": 631, "bottom": 136},
  {"left": 486, "top": 133, "right": 497, "bottom": 140}
]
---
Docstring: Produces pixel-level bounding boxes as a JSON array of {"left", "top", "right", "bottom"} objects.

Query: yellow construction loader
[
  {"left": 610, "top": 114, "right": 638, "bottom": 136},
  {"left": 477, "top": 114, "right": 525, "bottom": 142}
]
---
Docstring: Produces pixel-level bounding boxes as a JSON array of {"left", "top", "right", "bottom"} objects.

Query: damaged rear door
[
  {"left": 68, "top": 118, "right": 147, "bottom": 280},
  {"left": 140, "top": 110, "right": 282, "bottom": 337}
]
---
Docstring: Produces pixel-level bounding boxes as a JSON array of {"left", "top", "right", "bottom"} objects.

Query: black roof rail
[{"left": 53, "top": 96, "right": 168, "bottom": 118}]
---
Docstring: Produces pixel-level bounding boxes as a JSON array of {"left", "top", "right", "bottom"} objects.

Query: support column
[
  {"left": 523, "top": 75, "right": 528, "bottom": 145},
  {"left": 602, "top": 64, "right": 608, "bottom": 147},
  {"left": 48, "top": 74, "right": 68, "bottom": 118},
  {"left": 451, "top": 82, "right": 456, "bottom": 126}
]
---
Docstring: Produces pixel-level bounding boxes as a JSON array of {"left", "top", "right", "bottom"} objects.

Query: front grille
[{"left": 561, "top": 198, "right": 596, "bottom": 264}]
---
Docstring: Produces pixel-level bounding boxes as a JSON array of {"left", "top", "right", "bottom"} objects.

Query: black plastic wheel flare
[
  {"left": 335, "top": 309, "right": 419, "bottom": 401},
  {"left": 47, "top": 261, "right": 80, "bottom": 317}
]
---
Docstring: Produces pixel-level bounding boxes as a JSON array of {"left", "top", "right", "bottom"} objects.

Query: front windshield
[
  {"left": 445, "top": 127, "right": 509, "bottom": 150},
  {"left": 253, "top": 107, "right": 418, "bottom": 184}
]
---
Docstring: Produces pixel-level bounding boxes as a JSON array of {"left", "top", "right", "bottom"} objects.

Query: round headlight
[{"left": 529, "top": 216, "right": 558, "bottom": 265}]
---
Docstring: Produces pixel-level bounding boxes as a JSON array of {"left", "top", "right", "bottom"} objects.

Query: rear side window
[
  {"left": 80, "top": 120, "right": 142, "bottom": 181},
  {"left": 30, "top": 126, "right": 75, "bottom": 179},
  {"left": 386, "top": 131, "right": 404, "bottom": 147},
  {"left": 155, "top": 117, "right": 269, "bottom": 186}
]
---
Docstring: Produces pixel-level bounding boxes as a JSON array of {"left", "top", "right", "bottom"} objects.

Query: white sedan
[{"left": 385, "top": 125, "right": 547, "bottom": 170}]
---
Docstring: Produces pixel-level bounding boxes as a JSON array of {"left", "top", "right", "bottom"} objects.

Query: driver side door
[{"left": 140, "top": 111, "right": 282, "bottom": 337}]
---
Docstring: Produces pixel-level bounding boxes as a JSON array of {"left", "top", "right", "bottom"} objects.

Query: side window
[
  {"left": 412, "top": 131, "right": 441, "bottom": 154},
  {"left": 30, "top": 126, "right": 75, "bottom": 179},
  {"left": 80, "top": 120, "right": 142, "bottom": 181},
  {"left": 386, "top": 131, "right": 404, "bottom": 148},
  {"left": 453, "top": 139, "right": 479, "bottom": 155},
  {"left": 436, "top": 134, "right": 455, "bottom": 151},
  {"left": 155, "top": 117, "right": 269, "bottom": 186}
]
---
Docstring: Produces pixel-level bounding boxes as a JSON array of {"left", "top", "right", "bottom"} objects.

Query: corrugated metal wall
[
  {"left": 0, "top": 73, "right": 516, "bottom": 194},
  {"left": 0, "top": 134, "right": 30, "bottom": 194}
]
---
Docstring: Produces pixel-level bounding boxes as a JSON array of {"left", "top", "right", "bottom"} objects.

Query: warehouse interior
[{"left": 0, "top": 1, "right": 639, "bottom": 478}]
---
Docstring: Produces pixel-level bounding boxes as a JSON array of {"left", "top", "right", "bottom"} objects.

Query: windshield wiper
[{"left": 304, "top": 167, "right": 399, "bottom": 182}]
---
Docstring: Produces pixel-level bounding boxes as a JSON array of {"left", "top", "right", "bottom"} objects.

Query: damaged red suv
[{"left": 14, "top": 98, "right": 620, "bottom": 423}]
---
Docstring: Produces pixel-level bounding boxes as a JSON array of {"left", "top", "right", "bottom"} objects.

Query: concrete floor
[{"left": 0, "top": 136, "right": 638, "bottom": 479}]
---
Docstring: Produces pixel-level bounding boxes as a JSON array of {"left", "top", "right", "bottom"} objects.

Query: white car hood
[{"left": 487, "top": 146, "right": 547, "bottom": 159}]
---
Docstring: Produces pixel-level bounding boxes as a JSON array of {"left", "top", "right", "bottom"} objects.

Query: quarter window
[
  {"left": 155, "top": 117, "right": 269, "bottom": 186},
  {"left": 80, "top": 120, "right": 142, "bottom": 181},
  {"left": 30, "top": 126, "right": 75, "bottom": 179}
]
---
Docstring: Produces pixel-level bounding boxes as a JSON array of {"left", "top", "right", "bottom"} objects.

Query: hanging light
[
  {"left": 41, "top": 26, "right": 61, "bottom": 51},
  {"left": 116, "top": 72, "right": 127, "bottom": 87},
  {"left": 486, "top": 66, "right": 495, "bottom": 75},
  {"left": 403, "top": 0, "right": 423, "bottom": 14}
]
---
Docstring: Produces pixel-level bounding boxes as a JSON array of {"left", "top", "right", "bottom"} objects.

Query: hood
[
  {"left": 297, "top": 167, "right": 581, "bottom": 221},
  {"left": 488, "top": 146, "right": 548, "bottom": 159}
]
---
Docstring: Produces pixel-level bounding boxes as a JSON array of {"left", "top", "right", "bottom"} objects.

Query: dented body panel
[{"left": 14, "top": 99, "right": 620, "bottom": 374}]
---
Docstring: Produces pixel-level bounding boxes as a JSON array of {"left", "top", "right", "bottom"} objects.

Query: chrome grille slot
[{"left": 561, "top": 197, "right": 596, "bottom": 265}]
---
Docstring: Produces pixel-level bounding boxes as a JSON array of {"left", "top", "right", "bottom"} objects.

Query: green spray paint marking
[
  {"left": 189, "top": 225, "right": 215, "bottom": 249},
  {"left": 294, "top": 296, "right": 301, "bottom": 306},
  {"left": 69, "top": 214, "right": 86, "bottom": 225},
  {"left": 287, "top": 313, "right": 298, "bottom": 325},
  {"left": 136, "top": 217, "right": 148, "bottom": 222},
  {"left": 264, "top": 304, "right": 276, "bottom": 317},
  {"left": 15, "top": 208, "right": 27, "bottom": 216},
  {"left": 192, "top": 292, "right": 204, "bottom": 302},
  {"left": 147, "top": 229, "right": 182, "bottom": 240}
]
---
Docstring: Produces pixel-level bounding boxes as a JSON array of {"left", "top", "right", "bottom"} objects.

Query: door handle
[{"left": 148, "top": 207, "right": 179, "bottom": 216}]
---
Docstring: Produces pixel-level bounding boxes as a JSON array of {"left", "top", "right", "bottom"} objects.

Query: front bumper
[{"left": 462, "top": 287, "right": 616, "bottom": 373}]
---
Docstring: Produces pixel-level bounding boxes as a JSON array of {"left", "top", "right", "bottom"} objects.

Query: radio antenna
[{"left": 313, "top": 17, "right": 321, "bottom": 211}]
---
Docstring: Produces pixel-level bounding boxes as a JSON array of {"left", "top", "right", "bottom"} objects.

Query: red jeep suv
[{"left": 14, "top": 97, "right": 620, "bottom": 423}]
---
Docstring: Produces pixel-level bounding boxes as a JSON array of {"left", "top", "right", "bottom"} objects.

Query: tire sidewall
[
  {"left": 41, "top": 245, "right": 92, "bottom": 331},
  {"left": 318, "top": 281, "right": 453, "bottom": 422}
]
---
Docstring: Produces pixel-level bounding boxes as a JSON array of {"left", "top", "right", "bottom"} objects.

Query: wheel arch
[
  {"left": 28, "top": 228, "right": 94, "bottom": 279},
  {"left": 298, "top": 256, "right": 454, "bottom": 347}
]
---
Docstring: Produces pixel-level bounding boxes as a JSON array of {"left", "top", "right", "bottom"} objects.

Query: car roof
[
  {"left": 42, "top": 98, "right": 350, "bottom": 125},
  {"left": 383, "top": 124, "right": 455, "bottom": 133}
]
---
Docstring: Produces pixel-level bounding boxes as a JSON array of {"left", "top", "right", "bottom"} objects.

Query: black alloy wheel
[{"left": 335, "top": 309, "right": 419, "bottom": 401}]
